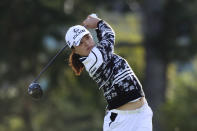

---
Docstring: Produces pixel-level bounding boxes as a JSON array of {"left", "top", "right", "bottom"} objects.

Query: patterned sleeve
[{"left": 96, "top": 20, "right": 115, "bottom": 55}]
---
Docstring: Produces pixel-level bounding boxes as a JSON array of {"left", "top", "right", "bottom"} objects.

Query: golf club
[
  {"left": 28, "top": 44, "right": 68, "bottom": 99},
  {"left": 28, "top": 14, "right": 97, "bottom": 99}
]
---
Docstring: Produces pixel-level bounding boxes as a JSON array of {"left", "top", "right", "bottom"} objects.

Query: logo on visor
[
  {"left": 73, "top": 29, "right": 86, "bottom": 40},
  {"left": 73, "top": 28, "right": 79, "bottom": 33}
]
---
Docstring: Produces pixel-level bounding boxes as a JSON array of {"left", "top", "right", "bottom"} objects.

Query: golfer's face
[{"left": 73, "top": 34, "right": 95, "bottom": 56}]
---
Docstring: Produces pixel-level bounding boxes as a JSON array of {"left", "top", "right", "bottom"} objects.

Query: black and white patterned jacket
[{"left": 80, "top": 20, "right": 144, "bottom": 110}]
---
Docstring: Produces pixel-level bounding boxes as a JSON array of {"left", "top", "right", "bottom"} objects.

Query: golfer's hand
[{"left": 82, "top": 15, "right": 101, "bottom": 29}]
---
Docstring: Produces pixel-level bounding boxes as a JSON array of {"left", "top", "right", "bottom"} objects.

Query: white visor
[{"left": 65, "top": 25, "right": 90, "bottom": 48}]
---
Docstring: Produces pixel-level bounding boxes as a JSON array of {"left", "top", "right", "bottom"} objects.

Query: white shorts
[{"left": 103, "top": 102, "right": 153, "bottom": 131}]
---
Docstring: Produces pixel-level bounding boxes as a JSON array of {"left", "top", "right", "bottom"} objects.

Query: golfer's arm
[{"left": 96, "top": 20, "right": 115, "bottom": 45}]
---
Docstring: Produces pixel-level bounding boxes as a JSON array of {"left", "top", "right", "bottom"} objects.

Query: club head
[{"left": 28, "top": 82, "right": 43, "bottom": 99}]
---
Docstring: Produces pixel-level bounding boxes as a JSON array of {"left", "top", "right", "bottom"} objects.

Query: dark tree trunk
[
  {"left": 144, "top": 44, "right": 167, "bottom": 131},
  {"left": 141, "top": 0, "right": 167, "bottom": 131}
]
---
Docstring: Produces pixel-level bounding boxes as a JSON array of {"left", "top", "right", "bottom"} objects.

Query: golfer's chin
[
  {"left": 85, "top": 50, "right": 92, "bottom": 56},
  {"left": 84, "top": 46, "right": 94, "bottom": 56},
  {"left": 79, "top": 50, "right": 91, "bottom": 57},
  {"left": 77, "top": 46, "right": 94, "bottom": 56}
]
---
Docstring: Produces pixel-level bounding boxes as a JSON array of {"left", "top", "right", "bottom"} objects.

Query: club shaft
[{"left": 33, "top": 44, "right": 68, "bottom": 83}]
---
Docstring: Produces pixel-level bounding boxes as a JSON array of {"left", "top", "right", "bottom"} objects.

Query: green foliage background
[{"left": 0, "top": 0, "right": 197, "bottom": 131}]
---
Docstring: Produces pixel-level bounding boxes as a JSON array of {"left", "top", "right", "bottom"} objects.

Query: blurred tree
[
  {"left": 1, "top": 0, "right": 197, "bottom": 130},
  {"left": 0, "top": 0, "right": 105, "bottom": 130},
  {"left": 137, "top": 0, "right": 197, "bottom": 130},
  {"left": 161, "top": 60, "right": 197, "bottom": 131}
]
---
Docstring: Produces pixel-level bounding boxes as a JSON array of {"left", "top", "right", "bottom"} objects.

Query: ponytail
[{"left": 69, "top": 51, "right": 84, "bottom": 76}]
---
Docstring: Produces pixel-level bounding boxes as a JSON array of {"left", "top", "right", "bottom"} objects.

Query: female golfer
[{"left": 65, "top": 14, "right": 153, "bottom": 131}]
